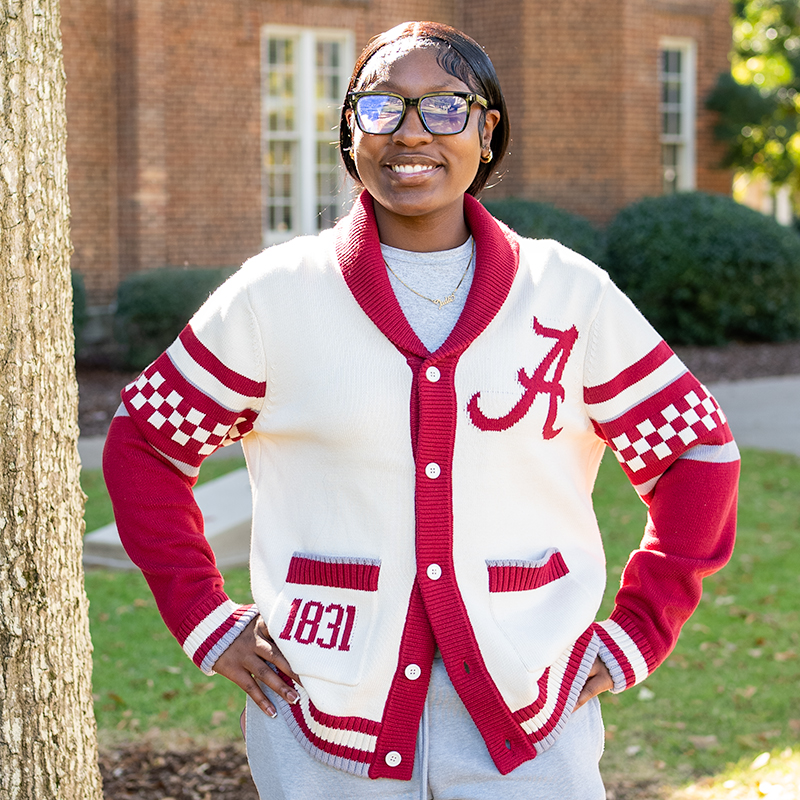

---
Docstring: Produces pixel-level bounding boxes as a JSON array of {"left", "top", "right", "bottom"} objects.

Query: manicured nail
[
  {"left": 286, "top": 690, "right": 300, "bottom": 705},
  {"left": 262, "top": 703, "right": 277, "bottom": 718}
]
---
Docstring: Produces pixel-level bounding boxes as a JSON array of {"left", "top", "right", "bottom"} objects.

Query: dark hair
[{"left": 339, "top": 21, "right": 509, "bottom": 196}]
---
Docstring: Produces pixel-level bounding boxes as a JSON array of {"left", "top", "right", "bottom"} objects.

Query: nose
[{"left": 392, "top": 103, "right": 433, "bottom": 145}]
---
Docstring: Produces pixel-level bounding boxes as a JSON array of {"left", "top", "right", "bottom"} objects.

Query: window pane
[
  {"left": 663, "top": 49, "right": 681, "bottom": 75},
  {"left": 663, "top": 80, "right": 680, "bottom": 105},
  {"left": 663, "top": 111, "right": 681, "bottom": 135},
  {"left": 662, "top": 144, "right": 680, "bottom": 194}
]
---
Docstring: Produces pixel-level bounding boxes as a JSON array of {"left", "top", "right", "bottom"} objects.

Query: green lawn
[{"left": 83, "top": 449, "right": 800, "bottom": 791}]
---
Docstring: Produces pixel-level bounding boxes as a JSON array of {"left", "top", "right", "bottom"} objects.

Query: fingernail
[
  {"left": 262, "top": 703, "right": 277, "bottom": 718},
  {"left": 286, "top": 690, "right": 300, "bottom": 705}
]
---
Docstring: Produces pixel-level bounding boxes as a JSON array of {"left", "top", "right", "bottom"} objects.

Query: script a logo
[{"left": 467, "top": 317, "right": 578, "bottom": 438}]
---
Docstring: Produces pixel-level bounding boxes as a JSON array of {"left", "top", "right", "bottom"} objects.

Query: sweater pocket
[
  {"left": 486, "top": 548, "right": 594, "bottom": 674},
  {"left": 267, "top": 552, "right": 381, "bottom": 687}
]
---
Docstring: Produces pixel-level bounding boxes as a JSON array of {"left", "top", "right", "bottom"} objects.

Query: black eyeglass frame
[{"left": 347, "top": 91, "right": 489, "bottom": 136}]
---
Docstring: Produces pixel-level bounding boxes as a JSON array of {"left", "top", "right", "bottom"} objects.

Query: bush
[
  {"left": 115, "top": 267, "right": 236, "bottom": 369},
  {"left": 483, "top": 198, "right": 605, "bottom": 265},
  {"left": 71, "top": 271, "right": 88, "bottom": 350},
  {"left": 605, "top": 192, "right": 800, "bottom": 346}
]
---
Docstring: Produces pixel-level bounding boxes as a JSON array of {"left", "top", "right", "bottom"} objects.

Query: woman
[{"left": 103, "top": 21, "right": 739, "bottom": 800}]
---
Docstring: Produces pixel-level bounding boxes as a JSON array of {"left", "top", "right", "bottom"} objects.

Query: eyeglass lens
[{"left": 355, "top": 94, "right": 470, "bottom": 135}]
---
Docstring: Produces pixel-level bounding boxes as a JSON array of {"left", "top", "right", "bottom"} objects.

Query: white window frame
[
  {"left": 659, "top": 37, "right": 696, "bottom": 193},
  {"left": 261, "top": 25, "right": 355, "bottom": 245}
]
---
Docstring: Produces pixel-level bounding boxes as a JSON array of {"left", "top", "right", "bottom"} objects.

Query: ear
[{"left": 481, "top": 109, "right": 501, "bottom": 149}]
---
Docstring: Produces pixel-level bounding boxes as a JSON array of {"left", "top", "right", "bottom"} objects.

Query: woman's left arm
[{"left": 584, "top": 280, "right": 740, "bottom": 693}]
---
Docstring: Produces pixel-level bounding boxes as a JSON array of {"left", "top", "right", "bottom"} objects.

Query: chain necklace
[{"left": 384, "top": 239, "right": 475, "bottom": 310}]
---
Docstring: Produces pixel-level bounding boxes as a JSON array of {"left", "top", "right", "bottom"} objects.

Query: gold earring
[{"left": 480, "top": 147, "right": 493, "bottom": 164}]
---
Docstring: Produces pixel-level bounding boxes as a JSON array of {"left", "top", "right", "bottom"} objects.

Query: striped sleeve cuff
[
  {"left": 181, "top": 600, "right": 259, "bottom": 676},
  {"left": 594, "top": 618, "right": 654, "bottom": 693}
]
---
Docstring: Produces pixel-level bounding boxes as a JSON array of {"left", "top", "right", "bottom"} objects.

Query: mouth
[{"left": 389, "top": 163, "right": 438, "bottom": 174}]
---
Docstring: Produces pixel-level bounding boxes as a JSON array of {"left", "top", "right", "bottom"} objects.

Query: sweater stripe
[
  {"left": 583, "top": 340, "right": 675, "bottom": 406},
  {"left": 516, "top": 628, "right": 598, "bottom": 745},
  {"left": 181, "top": 600, "right": 258, "bottom": 674},
  {"left": 178, "top": 326, "right": 266, "bottom": 398}
]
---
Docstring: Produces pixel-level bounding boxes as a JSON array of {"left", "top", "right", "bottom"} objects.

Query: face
[{"left": 346, "top": 47, "right": 500, "bottom": 238}]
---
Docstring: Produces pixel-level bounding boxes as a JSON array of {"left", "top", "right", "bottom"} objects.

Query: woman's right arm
[{"left": 102, "top": 268, "right": 301, "bottom": 714}]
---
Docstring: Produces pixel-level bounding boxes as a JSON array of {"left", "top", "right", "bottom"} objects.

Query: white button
[
  {"left": 426, "top": 563, "right": 442, "bottom": 581},
  {"left": 425, "top": 366, "right": 441, "bottom": 382},
  {"left": 385, "top": 750, "right": 402, "bottom": 767},
  {"left": 404, "top": 663, "right": 422, "bottom": 680},
  {"left": 425, "top": 462, "right": 441, "bottom": 479}
]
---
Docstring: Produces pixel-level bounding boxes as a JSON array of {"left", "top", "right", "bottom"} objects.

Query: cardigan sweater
[{"left": 103, "top": 192, "right": 739, "bottom": 780}]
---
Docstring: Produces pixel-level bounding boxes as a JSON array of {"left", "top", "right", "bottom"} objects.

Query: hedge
[
  {"left": 604, "top": 192, "right": 800, "bottom": 346},
  {"left": 115, "top": 267, "right": 236, "bottom": 369},
  {"left": 483, "top": 198, "right": 605, "bottom": 265}
]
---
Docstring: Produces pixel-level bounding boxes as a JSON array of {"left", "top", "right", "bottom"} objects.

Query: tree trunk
[{"left": 0, "top": 1, "right": 103, "bottom": 797}]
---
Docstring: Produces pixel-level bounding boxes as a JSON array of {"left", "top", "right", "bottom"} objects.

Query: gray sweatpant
[{"left": 245, "top": 656, "right": 607, "bottom": 800}]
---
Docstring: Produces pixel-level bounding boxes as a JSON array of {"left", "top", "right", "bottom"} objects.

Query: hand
[
  {"left": 212, "top": 615, "right": 302, "bottom": 719},
  {"left": 575, "top": 656, "right": 613, "bottom": 710}
]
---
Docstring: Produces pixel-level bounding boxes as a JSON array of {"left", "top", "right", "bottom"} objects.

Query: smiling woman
[{"left": 102, "top": 20, "right": 740, "bottom": 800}]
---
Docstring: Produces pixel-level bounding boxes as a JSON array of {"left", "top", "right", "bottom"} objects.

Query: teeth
[{"left": 391, "top": 164, "right": 434, "bottom": 173}]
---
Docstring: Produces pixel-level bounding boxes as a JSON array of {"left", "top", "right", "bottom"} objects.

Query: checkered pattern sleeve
[
  {"left": 584, "top": 282, "right": 739, "bottom": 692},
  {"left": 105, "top": 273, "right": 266, "bottom": 674}
]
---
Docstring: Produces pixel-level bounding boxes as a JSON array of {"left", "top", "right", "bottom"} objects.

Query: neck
[{"left": 371, "top": 196, "right": 471, "bottom": 252}]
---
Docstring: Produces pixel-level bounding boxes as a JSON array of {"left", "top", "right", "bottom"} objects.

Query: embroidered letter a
[{"left": 467, "top": 318, "right": 578, "bottom": 438}]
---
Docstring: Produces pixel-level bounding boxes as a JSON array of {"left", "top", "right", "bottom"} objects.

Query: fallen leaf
[
  {"left": 638, "top": 687, "right": 655, "bottom": 701},
  {"left": 715, "top": 595, "right": 735, "bottom": 606},
  {"left": 626, "top": 745, "right": 641, "bottom": 756},
  {"left": 687, "top": 735, "right": 718, "bottom": 750},
  {"left": 774, "top": 650, "right": 797, "bottom": 661},
  {"left": 752, "top": 751, "right": 771, "bottom": 769}
]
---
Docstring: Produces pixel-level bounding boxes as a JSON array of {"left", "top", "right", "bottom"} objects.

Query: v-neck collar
[{"left": 334, "top": 192, "right": 520, "bottom": 360}]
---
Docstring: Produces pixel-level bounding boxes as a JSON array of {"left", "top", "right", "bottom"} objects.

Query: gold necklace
[{"left": 384, "top": 239, "right": 475, "bottom": 310}]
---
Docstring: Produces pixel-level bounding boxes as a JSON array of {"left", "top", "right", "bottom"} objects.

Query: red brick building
[{"left": 61, "top": 0, "right": 732, "bottom": 306}]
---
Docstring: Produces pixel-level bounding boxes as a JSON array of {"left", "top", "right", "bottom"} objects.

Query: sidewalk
[{"left": 81, "top": 375, "right": 800, "bottom": 570}]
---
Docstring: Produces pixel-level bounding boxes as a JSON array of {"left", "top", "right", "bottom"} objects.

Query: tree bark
[{"left": 0, "top": 1, "right": 103, "bottom": 797}]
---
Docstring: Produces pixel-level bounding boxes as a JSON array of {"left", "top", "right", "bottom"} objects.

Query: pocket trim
[
  {"left": 287, "top": 552, "right": 381, "bottom": 592},
  {"left": 486, "top": 548, "right": 568, "bottom": 592}
]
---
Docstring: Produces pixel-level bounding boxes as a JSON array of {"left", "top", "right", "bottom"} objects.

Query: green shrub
[
  {"left": 71, "top": 271, "right": 88, "bottom": 350},
  {"left": 115, "top": 267, "right": 236, "bottom": 369},
  {"left": 605, "top": 192, "right": 800, "bottom": 346},
  {"left": 483, "top": 197, "right": 605, "bottom": 265}
]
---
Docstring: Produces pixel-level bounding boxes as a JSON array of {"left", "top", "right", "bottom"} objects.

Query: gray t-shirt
[{"left": 381, "top": 237, "right": 475, "bottom": 352}]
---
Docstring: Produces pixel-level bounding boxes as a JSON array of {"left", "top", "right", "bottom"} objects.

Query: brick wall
[
  {"left": 62, "top": 0, "right": 732, "bottom": 304},
  {"left": 61, "top": 0, "right": 119, "bottom": 303}
]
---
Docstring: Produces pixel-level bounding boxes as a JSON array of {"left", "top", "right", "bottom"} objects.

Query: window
[
  {"left": 261, "top": 27, "right": 354, "bottom": 244},
  {"left": 659, "top": 39, "right": 696, "bottom": 193}
]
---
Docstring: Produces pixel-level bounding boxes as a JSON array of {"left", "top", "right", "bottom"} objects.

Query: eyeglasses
[{"left": 348, "top": 91, "right": 489, "bottom": 136}]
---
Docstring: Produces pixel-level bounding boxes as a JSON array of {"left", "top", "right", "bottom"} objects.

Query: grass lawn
[{"left": 82, "top": 449, "right": 800, "bottom": 793}]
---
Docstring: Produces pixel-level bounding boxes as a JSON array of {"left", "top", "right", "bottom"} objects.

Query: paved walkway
[
  {"left": 703, "top": 375, "right": 800, "bottom": 457},
  {"left": 81, "top": 375, "right": 799, "bottom": 569}
]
